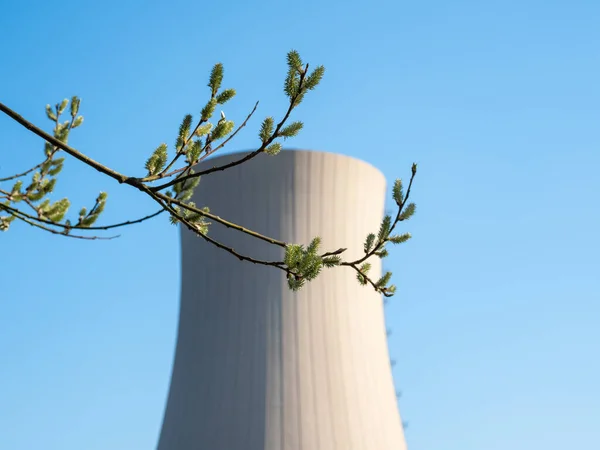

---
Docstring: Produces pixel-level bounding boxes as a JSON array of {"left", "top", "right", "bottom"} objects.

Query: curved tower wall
[{"left": 157, "top": 150, "right": 407, "bottom": 450}]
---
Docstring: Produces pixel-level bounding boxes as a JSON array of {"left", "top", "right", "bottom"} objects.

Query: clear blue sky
[{"left": 1, "top": 0, "right": 598, "bottom": 449}]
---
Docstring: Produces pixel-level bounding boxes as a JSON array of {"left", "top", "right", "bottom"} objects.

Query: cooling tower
[{"left": 157, "top": 150, "right": 407, "bottom": 449}]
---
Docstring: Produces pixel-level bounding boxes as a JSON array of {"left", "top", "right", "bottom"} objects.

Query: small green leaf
[
  {"left": 201, "top": 98, "right": 217, "bottom": 121},
  {"left": 378, "top": 215, "right": 392, "bottom": 240},
  {"left": 375, "top": 248, "right": 389, "bottom": 258},
  {"left": 48, "top": 158, "right": 65, "bottom": 176},
  {"left": 278, "top": 121, "right": 303, "bottom": 139},
  {"left": 208, "top": 63, "right": 224, "bottom": 95},
  {"left": 322, "top": 255, "right": 341, "bottom": 267},
  {"left": 40, "top": 159, "right": 53, "bottom": 175},
  {"left": 284, "top": 244, "right": 303, "bottom": 268},
  {"left": 364, "top": 233, "right": 376, "bottom": 253},
  {"left": 357, "top": 262, "right": 371, "bottom": 285},
  {"left": 193, "top": 219, "right": 210, "bottom": 235},
  {"left": 72, "top": 116, "right": 84, "bottom": 128},
  {"left": 210, "top": 120, "right": 234, "bottom": 141},
  {"left": 388, "top": 233, "right": 411, "bottom": 244},
  {"left": 259, "top": 117, "right": 274, "bottom": 143},
  {"left": 178, "top": 189, "right": 194, "bottom": 202},
  {"left": 169, "top": 206, "right": 181, "bottom": 225},
  {"left": 39, "top": 199, "right": 51, "bottom": 212},
  {"left": 291, "top": 91, "right": 305, "bottom": 108},
  {"left": 357, "top": 272, "right": 368, "bottom": 286},
  {"left": 93, "top": 202, "right": 105, "bottom": 216},
  {"left": 286, "top": 50, "right": 303, "bottom": 72},
  {"left": 392, "top": 179, "right": 403, "bottom": 206},
  {"left": 216, "top": 88, "right": 236, "bottom": 104},
  {"left": 145, "top": 143, "right": 168, "bottom": 176},
  {"left": 45, "top": 105, "right": 57, "bottom": 121},
  {"left": 175, "top": 137, "right": 184, "bottom": 153},
  {"left": 80, "top": 215, "right": 99, "bottom": 227},
  {"left": 359, "top": 262, "right": 371, "bottom": 274},
  {"left": 58, "top": 99, "right": 69, "bottom": 114},
  {"left": 304, "top": 65, "right": 325, "bottom": 90},
  {"left": 265, "top": 142, "right": 282, "bottom": 155},
  {"left": 28, "top": 191, "right": 45, "bottom": 201},
  {"left": 307, "top": 236, "right": 321, "bottom": 254},
  {"left": 46, "top": 198, "right": 70, "bottom": 222},
  {"left": 178, "top": 114, "right": 193, "bottom": 142},
  {"left": 287, "top": 275, "right": 305, "bottom": 292},
  {"left": 399, "top": 203, "right": 416, "bottom": 221},
  {"left": 303, "top": 262, "right": 322, "bottom": 281},
  {"left": 174, "top": 171, "right": 200, "bottom": 200},
  {"left": 284, "top": 71, "right": 299, "bottom": 98},
  {"left": 54, "top": 123, "right": 70, "bottom": 143},
  {"left": 70, "top": 97, "right": 80, "bottom": 117},
  {"left": 42, "top": 178, "right": 56, "bottom": 195},
  {"left": 187, "top": 139, "right": 202, "bottom": 164},
  {"left": 0, "top": 214, "right": 16, "bottom": 231},
  {"left": 11, "top": 180, "right": 22, "bottom": 194},
  {"left": 195, "top": 123, "right": 213, "bottom": 136},
  {"left": 44, "top": 142, "right": 54, "bottom": 157},
  {"left": 376, "top": 271, "right": 392, "bottom": 288}
]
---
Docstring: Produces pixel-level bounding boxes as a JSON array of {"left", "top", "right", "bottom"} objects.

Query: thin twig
[
  {"left": 2, "top": 205, "right": 119, "bottom": 240},
  {"left": 0, "top": 202, "right": 163, "bottom": 232},
  {"left": 0, "top": 159, "right": 47, "bottom": 182},
  {"left": 321, "top": 247, "right": 347, "bottom": 258},
  {"left": 83, "top": 208, "right": 165, "bottom": 230}
]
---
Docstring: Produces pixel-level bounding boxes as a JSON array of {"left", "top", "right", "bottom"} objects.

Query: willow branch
[
  {"left": 1, "top": 97, "right": 406, "bottom": 294},
  {"left": 0, "top": 102, "right": 132, "bottom": 186},
  {"left": 0, "top": 102, "right": 302, "bottom": 249},
  {"left": 341, "top": 168, "right": 417, "bottom": 268}
]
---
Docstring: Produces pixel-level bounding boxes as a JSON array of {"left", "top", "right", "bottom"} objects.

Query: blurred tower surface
[{"left": 157, "top": 150, "right": 407, "bottom": 450}]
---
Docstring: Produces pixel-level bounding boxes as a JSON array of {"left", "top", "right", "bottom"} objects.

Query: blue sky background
[{"left": 1, "top": 0, "right": 599, "bottom": 449}]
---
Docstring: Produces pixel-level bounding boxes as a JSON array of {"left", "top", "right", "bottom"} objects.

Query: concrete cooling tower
[{"left": 156, "top": 149, "right": 407, "bottom": 449}]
